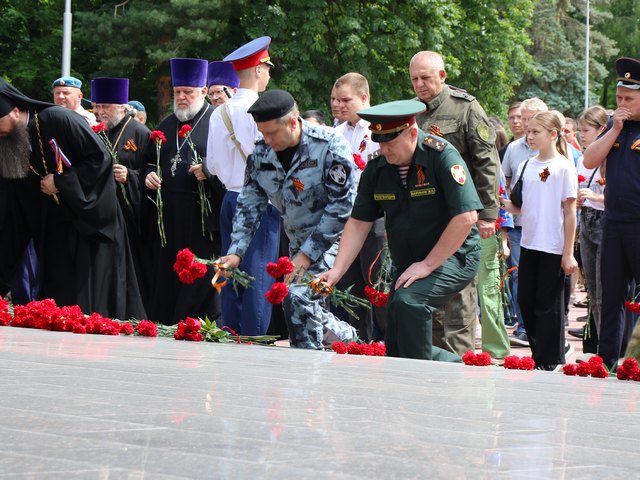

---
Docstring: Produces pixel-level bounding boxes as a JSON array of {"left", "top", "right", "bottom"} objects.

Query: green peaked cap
[{"left": 358, "top": 100, "right": 426, "bottom": 142}]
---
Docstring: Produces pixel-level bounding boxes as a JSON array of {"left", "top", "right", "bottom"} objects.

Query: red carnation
[
  {"left": 576, "top": 362, "right": 592, "bottom": 377},
  {"left": 624, "top": 301, "right": 640, "bottom": 314},
  {"left": 92, "top": 122, "right": 107, "bottom": 133},
  {"left": 621, "top": 358, "right": 639, "bottom": 372},
  {"left": 178, "top": 269, "right": 195, "bottom": 284},
  {"left": 577, "top": 174, "right": 586, "bottom": 183},
  {"left": 353, "top": 153, "right": 366, "bottom": 171},
  {"left": 364, "top": 286, "right": 389, "bottom": 307},
  {"left": 347, "top": 342, "right": 363, "bottom": 355},
  {"left": 265, "top": 282, "right": 289, "bottom": 304},
  {"left": 190, "top": 261, "right": 208, "bottom": 278},
  {"left": 563, "top": 364, "right": 577, "bottom": 376},
  {"left": 174, "top": 248, "right": 195, "bottom": 273},
  {"left": 137, "top": 320, "right": 158, "bottom": 337},
  {"left": 518, "top": 356, "right": 535, "bottom": 370},
  {"left": 371, "top": 342, "right": 386, "bottom": 356},
  {"left": 503, "top": 356, "right": 520, "bottom": 369},
  {"left": 475, "top": 352, "right": 492, "bottom": 366},
  {"left": 150, "top": 130, "right": 167, "bottom": 145},
  {"left": 178, "top": 124, "right": 192, "bottom": 139},
  {"left": 499, "top": 186, "right": 505, "bottom": 195},
  {"left": 587, "top": 355, "right": 604, "bottom": 368},
  {"left": 462, "top": 351, "right": 476, "bottom": 365},
  {"left": 331, "top": 341, "right": 348, "bottom": 354},
  {"left": 174, "top": 317, "right": 203, "bottom": 341},
  {"left": 266, "top": 256, "right": 295, "bottom": 278},
  {"left": 591, "top": 364, "right": 608, "bottom": 379},
  {"left": 119, "top": 323, "right": 134, "bottom": 335}
]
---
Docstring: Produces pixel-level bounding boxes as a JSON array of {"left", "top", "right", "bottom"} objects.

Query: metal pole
[
  {"left": 61, "top": 0, "right": 72, "bottom": 76},
  {"left": 584, "top": 0, "right": 590, "bottom": 110}
]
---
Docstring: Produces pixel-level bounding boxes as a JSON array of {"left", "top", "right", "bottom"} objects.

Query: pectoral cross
[{"left": 170, "top": 153, "right": 181, "bottom": 176}]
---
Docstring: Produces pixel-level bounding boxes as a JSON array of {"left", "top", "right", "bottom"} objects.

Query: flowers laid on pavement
[
  {"left": 563, "top": 355, "right": 609, "bottom": 378},
  {"left": 462, "top": 351, "right": 492, "bottom": 366},
  {"left": 616, "top": 358, "right": 640, "bottom": 381},
  {"left": 503, "top": 355, "right": 535, "bottom": 370},
  {"left": 331, "top": 340, "right": 386, "bottom": 356}
]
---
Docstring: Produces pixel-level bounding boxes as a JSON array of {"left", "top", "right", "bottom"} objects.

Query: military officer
[
  {"left": 217, "top": 90, "right": 358, "bottom": 349},
  {"left": 409, "top": 51, "right": 500, "bottom": 356},
  {"left": 583, "top": 56, "right": 640, "bottom": 370},
  {"left": 319, "top": 100, "right": 483, "bottom": 361}
]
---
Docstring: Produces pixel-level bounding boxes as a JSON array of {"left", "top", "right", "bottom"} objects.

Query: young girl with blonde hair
[{"left": 502, "top": 111, "right": 578, "bottom": 370}]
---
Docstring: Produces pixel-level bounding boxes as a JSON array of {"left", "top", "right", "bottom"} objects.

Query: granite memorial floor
[{"left": 1, "top": 325, "right": 639, "bottom": 479}]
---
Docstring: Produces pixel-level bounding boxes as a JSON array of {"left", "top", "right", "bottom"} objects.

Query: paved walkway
[{"left": 1, "top": 323, "right": 638, "bottom": 479}]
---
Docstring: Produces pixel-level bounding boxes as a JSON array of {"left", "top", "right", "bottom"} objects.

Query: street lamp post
[
  {"left": 585, "top": 0, "right": 590, "bottom": 110},
  {"left": 61, "top": 0, "right": 72, "bottom": 76}
]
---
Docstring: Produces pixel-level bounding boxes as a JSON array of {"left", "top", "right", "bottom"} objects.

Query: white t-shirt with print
[
  {"left": 518, "top": 155, "right": 578, "bottom": 255},
  {"left": 576, "top": 157, "right": 605, "bottom": 211}
]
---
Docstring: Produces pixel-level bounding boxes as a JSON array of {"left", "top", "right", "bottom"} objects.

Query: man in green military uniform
[
  {"left": 318, "top": 100, "right": 482, "bottom": 361},
  {"left": 409, "top": 51, "right": 501, "bottom": 355}
]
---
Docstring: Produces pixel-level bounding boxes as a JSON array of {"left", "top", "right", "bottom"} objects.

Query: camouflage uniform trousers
[{"left": 283, "top": 243, "right": 358, "bottom": 349}]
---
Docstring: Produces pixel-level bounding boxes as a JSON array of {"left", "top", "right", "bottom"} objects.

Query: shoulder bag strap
[{"left": 220, "top": 105, "right": 248, "bottom": 161}]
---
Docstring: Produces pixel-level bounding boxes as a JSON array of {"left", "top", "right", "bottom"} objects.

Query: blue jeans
[
  {"left": 220, "top": 191, "right": 281, "bottom": 335},
  {"left": 508, "top": 227, "right": 525, "bottom": 335}
]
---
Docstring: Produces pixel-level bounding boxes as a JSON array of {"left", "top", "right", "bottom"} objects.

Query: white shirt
[
  {"left": 206, "top": 88, "right": 260, "bottom": 192},
  {"left": 502, "top": 137, "right": 538, "bottom": 227},
  {"left": 518, "top": 155, "right": 578, "bottom": 255},
  {"left": 576, "top": 157, "right": 605, "bottom": 211},
  {"left": 334, "top": 119, "right": 379, "bottom": 183}
]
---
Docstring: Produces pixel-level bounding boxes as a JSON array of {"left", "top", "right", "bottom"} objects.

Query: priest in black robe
[
  {"left": 143, "top": 58, "right": 225, "bottom": 325},
  {"left": 0, "top": 78, "right": 145, "bottom": 319},
  {"left": 92, "top": 77, "right": 152, "bottom": 308}
]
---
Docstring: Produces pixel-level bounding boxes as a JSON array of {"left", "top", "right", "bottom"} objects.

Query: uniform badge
[
  {"left": 123, "top": 139, "right": 138, "bottom": 152},
  {"left": 423, "top": 135, "right": 445, "bottom": 152},
  {"left": 328, "top": 164, "right": 347, "bottom": 186},
  {"left": 450, "top": 165, "right": 466, "bottom": 185},
  {"left": 539, "top": 167, "right": 551, "bottom": 182},
  {"left": 299, "top": 159, "right": 317, "bottom": 169},
  {"left": 359, "top": 136, "right": 368, "bottom": 153},
  {"left": 631, "top": 139, "right": 640, "bottom": 151},
  {"left": 477, "top": 122, "right": 491, "bottom": 142},
  {"left": 430, "top": 124, "right": 444, "bottom": 137},
  {"left": 293, "top": 178, "right": 305, "bottom": 192},
  {"left": 415, "top": 164, "right": 427, "bottom": 187}
]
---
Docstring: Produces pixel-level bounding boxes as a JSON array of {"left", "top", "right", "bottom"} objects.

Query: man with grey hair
[
  {"left": 143, "top": 58, "right": 225, "bottom": 325},
  {"left": 409, "top": 50, "right": 501, "bottom": 356},
  {"left": 217, "top": 89, "right": 358, "bottom": 349}
]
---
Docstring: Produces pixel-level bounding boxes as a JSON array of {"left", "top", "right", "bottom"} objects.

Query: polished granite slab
[{"left": 0, "top": 327, "right": 638, "bottom": 479}]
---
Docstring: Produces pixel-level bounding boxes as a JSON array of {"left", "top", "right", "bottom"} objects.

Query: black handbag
[{"left": 509, "top": 159, "right": 530, "bottom": 207}]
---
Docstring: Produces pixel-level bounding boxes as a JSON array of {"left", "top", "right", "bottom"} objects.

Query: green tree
[{"left": 515, "top": 0, "right": 618, "bottom": 116}]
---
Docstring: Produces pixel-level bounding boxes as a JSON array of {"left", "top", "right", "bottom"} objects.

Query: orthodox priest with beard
[
  {"left": 0, "top": 78, "right": 146, "bottom": 319},
  {"left": 143, "top": 58, "right": 226, "bottom": 325},
  {"left": 92, "top": 77, "right": 152, "bottom": 307}
]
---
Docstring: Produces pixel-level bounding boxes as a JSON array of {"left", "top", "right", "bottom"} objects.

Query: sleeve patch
[
  {"left": 450, "top": 165, "right": 466, "bottom": 185},
  {"left": 328, "top": 164, "right": 347, "bottom": 186}
]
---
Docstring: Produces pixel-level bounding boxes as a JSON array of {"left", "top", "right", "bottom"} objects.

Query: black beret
[{"left": 248, "top": 89, "right": 296, "bottom": 123}]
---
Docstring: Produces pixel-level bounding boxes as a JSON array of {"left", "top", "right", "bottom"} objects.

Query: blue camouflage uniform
[{"left": 227, "top": 121, "right": 358, "bottom": 348}]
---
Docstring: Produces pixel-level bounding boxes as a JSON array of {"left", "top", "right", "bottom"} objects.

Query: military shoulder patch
[
  {"left": 449, "top": 85, "right": 475, "bottom": 102},
  {"left": 450, "top": 164, "right": 466, "bottom": 185},
  {"left": 477, "top": 122, "right": 491, "bottom": 143},
  {"left": 367, "top": 150, "right": 382, "bottom": 161},
  {"left": 423, "top": 135, "right": 446, "bottom": 152},
  {"left": 328, "top": 163, "right": 348, "bottom": 186}
]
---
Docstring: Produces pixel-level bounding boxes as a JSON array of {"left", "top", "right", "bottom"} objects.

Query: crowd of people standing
[{"left": 1, "top": 36, "right": 639, "bottom": 371}]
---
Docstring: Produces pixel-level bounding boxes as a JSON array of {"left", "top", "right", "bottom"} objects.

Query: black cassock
[
  {"left": 0, "top": 105, "right": 145, "bottom": 319},
  {"left": 143, "top": 102, "right": 225, "bottom": 325},
  {"left": 107, "top": 115, "right": 152, "bottom": 307}
]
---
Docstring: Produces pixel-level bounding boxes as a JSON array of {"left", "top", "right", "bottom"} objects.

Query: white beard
[{"left": 174, "top": 98, "right": 205, "bottom": 122}]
